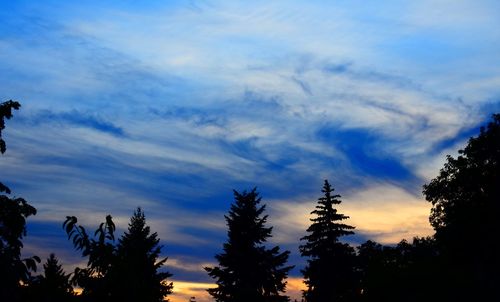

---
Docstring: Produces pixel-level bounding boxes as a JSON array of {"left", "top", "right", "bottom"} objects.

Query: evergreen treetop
[
  {"left": 300, "top": 180, "right": 354, "bottom": 258},
  {"left": 63, "top": 208, "right": 173, "bottom": 302},
  {"left": 206, "top": 188, "right": 293, "bottom": 302},
  {"left": 27, "top": 254, "right": 74, "bottom": 302},
  {"left": 300, "top": 180, "right": 358, "bottom": 302},
  {"left": 112, "top": 207, "right": 173, "bottom": 302}
]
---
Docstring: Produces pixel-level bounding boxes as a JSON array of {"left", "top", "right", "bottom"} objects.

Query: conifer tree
[
  {"left": 205, "top": 188, "right": 293, "bottom": 302},
  {"left": 28, "top": 254, "right": 74, "bottom": 302},
  {"left": 299, "top": 180, "right": 357, "bottom": 302},
  {"left": 110, "top": 207, "right": 173, "bottom": 302},
  {"left": 64, "top": 209, "right": 173, "bottom": 302}
]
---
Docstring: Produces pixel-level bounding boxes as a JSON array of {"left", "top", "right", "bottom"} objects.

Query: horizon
[{"left": 1, "top": 1, "right": 500, "bottom": 301}]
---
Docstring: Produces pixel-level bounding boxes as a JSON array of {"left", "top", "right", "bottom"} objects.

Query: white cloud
[{"left": 1, "top": 1, "right": 499, "bottom": 298}]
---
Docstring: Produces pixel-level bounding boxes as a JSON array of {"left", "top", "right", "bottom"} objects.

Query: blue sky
[{"left": 1, "top": 1, "right": 500, "bottom": 300}]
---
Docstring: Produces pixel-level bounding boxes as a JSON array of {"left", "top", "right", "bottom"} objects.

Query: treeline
[{"left": 0, "top": 100, "right": 499, "bottom": 302}]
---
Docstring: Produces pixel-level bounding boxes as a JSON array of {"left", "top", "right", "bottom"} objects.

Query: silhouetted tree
[
  {"left": 356, "top": 240, "right": 389, "bottom": 301},
  {"left": 0, "top": 194, "right": 39, "bottom": 301},
  {"left": 64, "top": 209, "right": 173, "bottom": 302},
  {"left": 357, "top": 238, "right": 442, "bottom": 302},
  {"left": 27, "top": 253, "right": 74, "bottom": 302},
  {"left": 63, "top": 215, "right": 116, "bottom": 301},
  {"left": 0, "top": 100, "right": 21, "bottom": 194},
  {"left": 0, "top": 100, "right": 40, "bottom": 302},
  {"left": 423, "top": 113, "right": 500, "bottom": 299},
  {"left": 299, "top": 180, "right": 358, "bottom": 302},
  {"left": 109, "top": 207, "right": 173, "bottom": 302},
  {"left": 205, "top": 188, "right": 293, "bottom": 302}
]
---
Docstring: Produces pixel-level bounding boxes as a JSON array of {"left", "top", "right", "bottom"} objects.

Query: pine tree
[
  {"left": 205, "top": 188, "right": 293, "bottom": 302},
  {"left": 110, "top": 207, "right": 173, "bottom": 302},
  {"left": 299, "top": 180, "right": 358, "bottom": 302},
  {"left": 28, "top": 254, "right": 74, "bottom": 302}
]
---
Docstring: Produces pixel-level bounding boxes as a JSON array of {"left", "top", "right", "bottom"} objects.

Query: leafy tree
[
  {"left": 299, "top": 180, "right": 357, "bottom": 302},
  {"left": 63, "top": 214, "right": 116, "bottom": 301},
  {"left": 27, "top": 253, "right": 74, "bottom": 302},
  {"left": 205, "top": 188, "right": 293, "bottom": 302},
  {"left": 0, "top": 100, "right": 21, "bottom": 193},
  {"left": 0, "top": 100, "right": 40, "bottom": 302},
  {"left": 423, "top": 113, "right": 500, "bottom": 299},
  {"left": 357, "top": 238, "right": 442, "bottom": 302},
  {"left": 109, "top": 207, "right": 173, "bottom": 302},
  {"left": 64, "top": 209, "right": 173, "bottom": 302},
  {"left": 0, "top": 195, "right": 39, "bottom": 301}
]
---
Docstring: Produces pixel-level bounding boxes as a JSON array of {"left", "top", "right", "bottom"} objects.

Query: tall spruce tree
[
  {"left": 110, "top": 207, "right": 173, "bottom": 302},
  {"left": 300, "top": 180, "right": 358, "bottom": 302},
  {"left": 205, "top": 188, "right": 293, "bottom": 302}
]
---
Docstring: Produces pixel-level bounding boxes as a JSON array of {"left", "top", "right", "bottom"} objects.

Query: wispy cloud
[
  {"left": 1, "top": 0, "right": 499, "bottom": 297},
  {"left": 268, "top": 182, "right": 432, "bottom": 247}
]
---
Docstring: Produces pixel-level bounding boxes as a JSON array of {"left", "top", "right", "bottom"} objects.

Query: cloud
[
  {"left": 1, "top": 0, "right": 499, "bottom": 299},
  {"left": 168, "top": 277, "right": 305, "bottom": 302},
  {"left": 268, "top": 182, "right": 433, "bottom": 246},
  {"left": 24, "top": 110, "right": 125, "bottom": 137},
  {"left": 169, "top": 280, "right": 216, "bottom": 302}
]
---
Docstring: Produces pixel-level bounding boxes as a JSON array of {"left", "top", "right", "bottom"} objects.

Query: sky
[{"left": 1, "top": 0, "right": 500, "bottom": 301}]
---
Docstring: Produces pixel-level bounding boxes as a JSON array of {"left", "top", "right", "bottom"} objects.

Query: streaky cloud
[{"left": 27, "top": 110, "right": 126, "bottom": 137}]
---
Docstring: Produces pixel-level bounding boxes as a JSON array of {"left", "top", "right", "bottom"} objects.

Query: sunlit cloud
[
  {"left": 1, "top": 0, "right": 499, "bottom": 299},
  {"left": 341, "top": 184, "right": 433, "bottom": 244},
  {"left": 169, "top": 280, "right": 216, "bottom": 302},
  {"left": 168, "top": 277, "right": 305, "bottom": 302},
  {"left": 269, "top": 183, "right": 433, "bottom": 246}
]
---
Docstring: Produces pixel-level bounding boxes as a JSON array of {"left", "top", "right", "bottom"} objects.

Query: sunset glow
[{"left": 1, "top": 0, "right": 499, "bottom": 300}]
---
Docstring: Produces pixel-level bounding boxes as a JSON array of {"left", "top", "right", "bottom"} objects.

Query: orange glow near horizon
[
  {"left": 169, "top": 280, "right": 216, "bottom": 302},
  {"left": 341, "top": 185, "right": 434, "bottom": 244},
  {"left": 168, "top": 278, "right": 305, "bottom": 302}
]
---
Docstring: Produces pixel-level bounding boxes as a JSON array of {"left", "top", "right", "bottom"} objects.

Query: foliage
[
  {"left": 63, "top": 214, "right": 117, "bottom": 301},
  {"left": 423, "top": 113, "right": 500, "bottom": 299},
  {"left": 0, "top": 100, "right": 40, "bottom": 302},
  {"left": 64, "top": 209, "right": 173, "bottom": 301},
  {"left": 205, "top": 188, "right": 293, "bottom": 302},
  {"left": 0, "top": 100, "right": 21, "bottom": 194},
  {"left": 357, "top": 238, "right": 443, "bottom": 302},
  {"left": 0, "top": 100, "right": 21, "bottom": 195},
  {"left": 299, "top": 180, "right": 357, "bottom": 302},
  {"left": 0, "top": 100, "right": 20, "bottom": 154}
]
